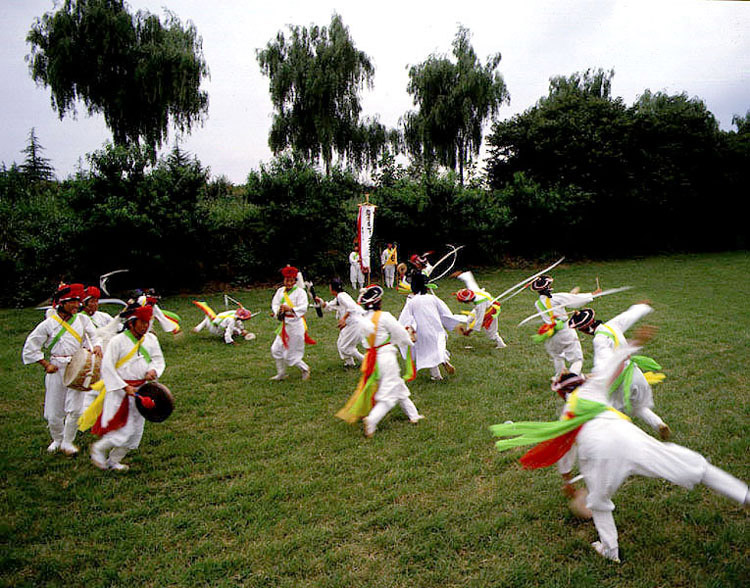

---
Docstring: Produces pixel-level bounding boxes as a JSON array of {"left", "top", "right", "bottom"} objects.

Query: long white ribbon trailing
[
  {"left": 517, "top": 286, "right": 633, "bottom": 326},
  {"left": 487, "top": 257, "right": 566, "bottom": 307},
  {"left": 426, "top": 244, "right": 466, "bottom": 282}
]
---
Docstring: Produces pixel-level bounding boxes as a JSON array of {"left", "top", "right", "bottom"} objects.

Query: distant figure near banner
[{"left": 381, "top": 243, "right": 398, "bottom": 288}]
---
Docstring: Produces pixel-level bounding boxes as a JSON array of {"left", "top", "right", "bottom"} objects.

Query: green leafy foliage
[
  {"left": 26, "top": 0, "right": 209, "bottom": 150},
  {"left": 487, "top": 69, "right": 749, "bottom": 254},
  {"left": 405, "top": 26, "right": 509, "bottom": 184},
  {"left": 257, "top": 14, "right": 387, "bottom": 174}
]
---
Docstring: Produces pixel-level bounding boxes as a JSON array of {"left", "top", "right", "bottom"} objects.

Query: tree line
[{"left": 2, "top": 2, "right": 747, "bottom": 306}]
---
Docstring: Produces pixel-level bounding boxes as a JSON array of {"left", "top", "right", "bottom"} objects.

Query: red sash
[{"left": 91, "top": 379, "right": 145, "bottom": 436}]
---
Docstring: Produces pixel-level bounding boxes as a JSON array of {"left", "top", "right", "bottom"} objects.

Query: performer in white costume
[
  {"left": 81, "top": 286, "right": 114, "bottom": 329},
  {"left": 89, "top": 304, "right": 165, "bottom": 471},
  {"left": 192, "top": 307, "right": 255, "bottom": 345},
  {"left": 270, "top": 266, "right": 313, "bottom": 381},
  {"left": 316, "top": 277, "right": 365, "bottom": 367},
  {"left": 349, "top": 249, "right": 365, "bottom": 291},
  {"left": 336, "top": 285, "right": 423, "bottom": 437},
  {"left": 568, "top": 303, "right": 670, "bottom": 439},
  {"left": 529, "top": 275, "right": 600, "bottom": 377},
  {"left": 454, "top": 271, "right": 506, "bottom": 349},
  {"left": 22, "top": 283, "right": 101, "bottom": 456},
  {"left": 381, "top": 243, "right": 398, "bottom": 288},
  {"left": 398, "top": 273, "right": 462, "bottom": 380},
  {"left": 491, "top": 327, "right": 749, "bottom": 563}
]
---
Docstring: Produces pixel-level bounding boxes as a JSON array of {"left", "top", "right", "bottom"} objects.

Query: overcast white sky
[{"left": 2, "top": 0, "right": 748, "bottom": 183}]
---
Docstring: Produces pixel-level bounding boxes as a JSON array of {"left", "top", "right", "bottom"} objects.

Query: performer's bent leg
[
  {"left": 591, "top": 509, "right": 620, "bottom": 562},
  {"left": 107, "top": 446, "right": 130, "bottom": 470},
  {"left": 91, "top": 436, "right": 115, "bottom": 469},
  {"left": 569, "top": 359, "right": 583, "bottom": 375},
  {"left": 701, "top": 463, "right": 749, "bottom": 504},
  {"left": 44, "top": 372, "right": 66, "bottom": 446},
  {"left": 192, "top": 317, "right": 210, "bottom": 333},
  {"left": 429, "top": 366, "right": 442, "bottom": 380},
  {"left": 398, "top": 397, "right": 421, "bottom": 422},
  {"left": 364, "top": 399, "right": 397, "bottom": 435}
]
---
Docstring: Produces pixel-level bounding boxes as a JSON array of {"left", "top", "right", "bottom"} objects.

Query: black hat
[
  {"left": 551, "top": 373, "right": 586, "bottom": 399},
  {"left": 358, "top": 285, "right": 384, "bottom": 308},
  {"left": 530, "top": 276, "right": 554, "bottom": 292},
  {"left": 568, "top": 308, "right": 596, "bottom": 330}
]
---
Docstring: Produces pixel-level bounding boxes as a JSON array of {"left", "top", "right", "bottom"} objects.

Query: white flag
[{"left": 357, "top": 203, "right": 376, "bottom": 273}]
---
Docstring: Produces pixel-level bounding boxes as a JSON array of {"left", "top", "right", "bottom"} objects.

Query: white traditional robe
[
  {"left": 398, "top": 293, "right": 463, "bottom": 371},
  {"left": 591, "top": 303, "right": 664, "bottom": 431},
  {"left": 324, "top": 291, "right": 365, "bottom": 363},
  {"left": 270, "top": 285, "right": 310, "bottom": 372},
  {"left": 568, "top": 342, "right": 748, "bottom": 561},
  {"left": 349, "top": 251, "right": 365, "bottom": 289},
  {"left": 194, "top": 310, "right": 248, "bottom": 344},
  {"left": 98, "top": 330, "right": 165, "bottom": 449},
  {"left": 381, "top": 247, "right": 397, "bottom": 288},
  {"left": 87, "top": 310, "right": 113, "bottom": 329},
  {"left": 22, "top": 312, "right": 99, "bottom": 441},
  {"left": 536, "top": 291, "right": 594, "bottom": 373},
  {"left": 352, "top": 310, "right": 420, "bottom": 431}
]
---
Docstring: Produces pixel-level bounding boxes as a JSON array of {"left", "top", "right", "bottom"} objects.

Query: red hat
[
  {"left": 83, "top": 286, "right": 101, "bottom": 302},
  {"left": 56, "top": 283, "right": 84, "bottom": 303},
  {"left": 281, "top": 266, "right": 299, "bottom": 279},
  {"left": 133, "top": 305, "right": 153, "bottom": 322},
  {"left": 455, "top": 288, "right": 476, "bottom": 303},
  {"left": 236, "top": 308, "right": 251, "bottom": 320}
]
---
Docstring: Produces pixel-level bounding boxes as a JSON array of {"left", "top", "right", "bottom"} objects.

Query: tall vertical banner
[{"left": 357, "top": 199, "right": 376, "bottom": 275}]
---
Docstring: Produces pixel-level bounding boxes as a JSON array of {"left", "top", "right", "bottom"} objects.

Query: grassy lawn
[{"left": 1, "top": 252, "right": 748, "bottom": 587}]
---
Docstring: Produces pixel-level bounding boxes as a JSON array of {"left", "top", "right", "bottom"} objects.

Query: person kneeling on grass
[
  {"left": 490, "top": 326, "right": 748, "bottom": 563},
  {"left": 336, "top": 285, "right": 424, "bottom": 438}
]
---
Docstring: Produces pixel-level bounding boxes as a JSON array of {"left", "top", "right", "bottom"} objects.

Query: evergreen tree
[{"left": 19, "top": 128, "right": 55, "bottom": 182}]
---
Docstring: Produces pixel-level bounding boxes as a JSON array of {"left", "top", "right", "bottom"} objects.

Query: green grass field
[{"left": 2, "top": 252, "right": 748, "bottom": 587}]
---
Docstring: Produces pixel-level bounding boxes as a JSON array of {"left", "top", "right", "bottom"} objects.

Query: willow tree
[
  {"left": 26, "top": 0, "right": 209, "bottom": 151},
  {"left": 257, "top": 14, "right": 379, "bottom": 174},
  {"left": 404, "top": 26, "right": 509, "bottom": 184}
]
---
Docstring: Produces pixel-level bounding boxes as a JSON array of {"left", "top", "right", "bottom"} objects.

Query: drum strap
[{"left": 48, "top": 313, "right": 82, "bottom": 349}]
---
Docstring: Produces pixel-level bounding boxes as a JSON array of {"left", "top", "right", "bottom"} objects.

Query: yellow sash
[
  {"left": 78, "top": 335, "right": 146, "bottom": 431},
  {"left": 50, "top": 313, "right": 82, "bottom": 343}
]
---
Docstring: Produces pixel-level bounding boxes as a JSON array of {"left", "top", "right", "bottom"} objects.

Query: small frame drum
[
  {"left": 136, "top": 382, "right": 174, "bottom": 422},
  {"left": 63, "top": 349, "right": 102, "bottom": 391}
]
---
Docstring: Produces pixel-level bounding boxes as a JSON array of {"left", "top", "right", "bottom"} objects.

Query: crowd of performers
[{"left": 21, "top": 248, "right": 748, "bottom": 564}]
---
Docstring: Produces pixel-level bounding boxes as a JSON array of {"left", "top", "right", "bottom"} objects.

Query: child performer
[
  {"left": 22, "top": 283, "right": 101, "bottom": 456},
  {"left": 270, "top": 266, "right": 313, "bottom": 381},
  {"left": 568, "top": 303, "right": 670, "bottom": 439},
  {"left": 315, "top": 277, "right": 365, "bottom": 367},
  {"left": 491, "top": 324, "right": 748, "bottom": 563},
  {"left": 336, "top": 285, "right": 424, "bottom": 437},
  {"left": 529, "top": 275, "right": 600, "bottom": 378},
  {"left": 88, "top": 304, "right": 165, "bottom": 471},
  {"left": 454, "top": 271, "right": 507, "bottom": 349},
  {"left": 192, "top": 303, "right": 255, "bottom": 345}
]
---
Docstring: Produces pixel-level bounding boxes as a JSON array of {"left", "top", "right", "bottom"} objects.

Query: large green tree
[
  {"left": 404, "top": 26, "right": 509, "bottom": 184},
  {"left": 26, "top": 0, "right": 209, "bottom": 151},
  {"left": 257, "top": 14, "right": 385, "bottom": 174},
  {"left": 486, "top": 68, "right": 629, "bottom": 193}
]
